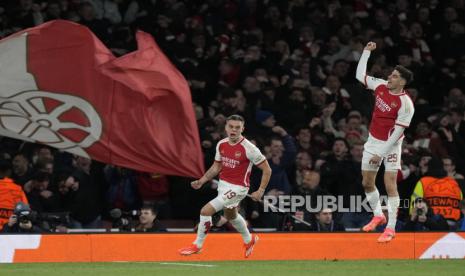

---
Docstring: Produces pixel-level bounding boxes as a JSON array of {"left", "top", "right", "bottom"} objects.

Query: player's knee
[
  {"left": 199, "top": 208, "right": 208, "bottom": 216},
  {"left": 361, "top": 178, "right": 374, "bottom": 189},
  {"left": 200, "top": 205, "right": 215, "bottom": 216},
  {"left": 362, "top": 170, "right": 377, "bottom": 190}
]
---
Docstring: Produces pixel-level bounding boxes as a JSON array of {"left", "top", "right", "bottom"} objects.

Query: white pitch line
[{"left": 158, "top": 262, "right": 217, "bottom": 267}]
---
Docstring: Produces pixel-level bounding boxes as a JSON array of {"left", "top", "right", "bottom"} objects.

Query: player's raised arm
[{"left": 356, "top": 42, "right": 386, "bottom": 90}]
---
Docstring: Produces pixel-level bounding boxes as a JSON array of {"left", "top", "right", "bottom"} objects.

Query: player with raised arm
[
  {"left": 178, "top": 114, "right": 272, "bottom": 257},
  {"left": 356, "top": 42, "right": 415, "bottom": 242}
]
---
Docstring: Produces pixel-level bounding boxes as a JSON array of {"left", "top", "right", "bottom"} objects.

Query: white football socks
[
  {"left": 230, "top": 214, "right": 252, "bottom": 244},
  {"left": 387, "top": 196, "right": 400, "bottom": 230},
  {"left": 365, "top": 189, "right": 383, "bottom": 217},
  {"left": 193, "top": 215, "right": 212, "bottom": 248}
]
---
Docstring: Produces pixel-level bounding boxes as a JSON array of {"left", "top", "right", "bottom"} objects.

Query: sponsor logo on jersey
[
  {"left": 375, "top": 95, "right": 392, "bottom": 112},
  {"left": 221, "top": 156, "right": 240, "bottom": 168}
]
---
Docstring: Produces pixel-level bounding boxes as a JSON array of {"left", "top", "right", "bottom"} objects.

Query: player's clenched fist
[
  {"left": 364, "top": 42, "right": 376, "bottom": 51},
  {"left": 249, "top": 188, "right": 265, "bottom": 201},
  {"left": 191, "top": 179, "right": 204, "bottom": 189}
]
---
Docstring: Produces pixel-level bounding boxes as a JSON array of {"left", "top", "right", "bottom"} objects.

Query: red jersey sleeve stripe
[
  {"left": 255, "top": 159, "right": 267, "bottom": 166},
  {"left": 364, "top": 75, "right": 368, "bottom": 87},
  {"left": 395, "top": 122, "right": 409, "bottom": 128}
]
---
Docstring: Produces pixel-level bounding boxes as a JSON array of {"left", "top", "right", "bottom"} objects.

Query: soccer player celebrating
[
  {"left": 179, "top": 114, "right": 272, "bottom": 257},
  {"left": 355, "top": 42, "right": 415, "bottom": 242}
]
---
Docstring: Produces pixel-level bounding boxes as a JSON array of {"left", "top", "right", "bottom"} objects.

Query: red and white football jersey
[
  {"left": 364, "top": 76, "right": 415, "bottom": 141},
  {"left": 214, "top": 137, "right": 266, "bottom": 187}
]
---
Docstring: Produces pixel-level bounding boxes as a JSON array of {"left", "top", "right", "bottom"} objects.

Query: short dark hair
[
  {"left": 394, "top": 65, "right": 413, "bottom": 85},
  {"left": 333, "top": 137, "right": 350, "bottom": 149},
  {"left": 442, "top": 156, "right": 456, "bottom": 165},
  {"left": 226, "top": 114, "right": 245, "bottom": 123},
  {"left": 141, "top": 204, "right": 158, "bottom": 215}
]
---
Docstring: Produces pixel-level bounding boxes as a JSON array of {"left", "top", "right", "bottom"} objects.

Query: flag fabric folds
[{"left": 0, "top": 20, "right": 204, "bottom": 178}]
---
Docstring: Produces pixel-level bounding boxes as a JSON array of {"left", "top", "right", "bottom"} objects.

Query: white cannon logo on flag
[{"left": 0, "top": 33, "right": 102, "bottom": 158}]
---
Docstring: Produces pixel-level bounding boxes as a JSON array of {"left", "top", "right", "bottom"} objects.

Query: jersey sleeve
[
  {"left": 356, "top": 50, "right": 387, "bottom": 91},
  {"left": 365, "top": 76, "right": 387, "bottom": 91},
  {"left": 246, "top": 144, "right": 266, "bottom": 165},
  {"left": 395, "top": 96, "right": 415, "bottom": 127},
  {"left": 214, "top": 142, "right": 222, "bottom": 162}
]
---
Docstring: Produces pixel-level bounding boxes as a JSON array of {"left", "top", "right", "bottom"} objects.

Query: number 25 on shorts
[{"left": 387, "top": 153, "right": 398, "bottom": 163}]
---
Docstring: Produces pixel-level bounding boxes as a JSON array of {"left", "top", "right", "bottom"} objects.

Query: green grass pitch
[{"left": 2, "top": 260, "right": 464, "bottom": 276}]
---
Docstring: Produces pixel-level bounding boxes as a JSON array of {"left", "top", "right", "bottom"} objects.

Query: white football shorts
[
  {"left": 362, "top": 134, "right": 402, "bottom": 172},
  {"left": 209, "top": 180, "right": 249, "bottom": 211}
]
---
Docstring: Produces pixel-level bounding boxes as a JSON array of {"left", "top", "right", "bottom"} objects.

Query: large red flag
[{"left": 0, "top": 20, "right": 204, "bottom": 178}]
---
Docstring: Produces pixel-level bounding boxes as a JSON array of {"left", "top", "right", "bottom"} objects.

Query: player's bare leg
[
  {"left": 224, "top": 207, "right": 258, "bottom": 258},
  {"left": 378, "top": 171, "right": 399, "bottom": 243},
  {"left": 362, "top": 170, "right": 386, "bottom": 232},
  {"left": 179, "top": 203, "right": 216, "bottom": 255}
]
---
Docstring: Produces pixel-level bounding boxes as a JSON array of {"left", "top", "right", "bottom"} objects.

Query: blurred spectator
[
  {"left": 9, "top": 0, "right": 44, "bottom": 29},
  {"left": 412, "top": 121, "right": 448, "bottom": 157},
  {"left": 288, "top": 150, "right": 313, "bottom": 192},
  {"left": 0, "top": 158, "right": 28, "bottom": 231},
  {"left": 2, "top": 202, "right": 42, "bottom": 233},
  {"left": 34, "top": 160, "right": 54, "bottom": 175},
  {"left": 310, "top": 208, "right": 345, "bottom": 232},
  {"left": 260, "top": 126, "right": 297, "bottom": 195},
  {"left": 87, "top": 0, "right": 122, "bottom": 25},
  {"left": 294, "top": 126, "right": 313, "bottom": 154},
  {"left": 449, "top": 108, "right": 465, "bottom": 139},
  {"left": 294, "top": 169, "right": 331, "bottom": 230},
  {"left": 64, "top": 157, "right": 104, "bottom": 229},
  {"left": 25, "top": 171, "right": 61, "bottom": 213},
  {"left": 319, "top": 138, "right": 352, "bottom": 197},
  {"left": 403, "top": 197, "right": 449, "bottom": 231},
  {"left": 339, "top": 141, "right": 371, "bottom": 229},
  {"left": 32, "top": 145, "right": 54, "bottom": 166},
  {"left": 345, "top": 111, "right": 369, "bottom": 143},
  {"left": 253, "top": 109, "right": 276, "bottom": 139},
  {"left": 134, "top": 204, "right": 166, "bottom": 232},
  {"left": 442, "top": 157, "right": 464, "bottom": 180},
  {"left": 104, "top": 165, "right": 140, "bottom": 212},
  {"left": 322, "top": 75, "right": 351, "bottom": 120},
  {"left": 252, "top": 126, "right": 296, "bottom": 228},
  {"left": 77, "top": 2, "right": 110, "bottom": 43},
  {"left": 11, "top": 152, "right": 32, "bottom": 186},
  {"left": 43, "top": 1, "right": 62, "bottom": 21},
  {"left": 410, "top": 158, "right": 463, "bottom": 227},
  {"left": 136, "top": 173, "right": 171, "bottom": 219},
  {"left": 297, "top": 170, "right": 328, "bottom": 198}
]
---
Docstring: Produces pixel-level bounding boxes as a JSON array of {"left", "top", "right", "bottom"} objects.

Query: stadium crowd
[{"left": 0, "top": 0, "right": 465, "bottom": 233}]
